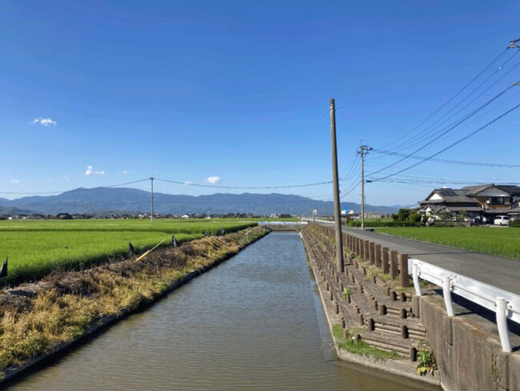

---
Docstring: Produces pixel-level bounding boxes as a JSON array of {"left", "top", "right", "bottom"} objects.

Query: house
[
  {"left": 418, "top": 184, "right": 520, "bottom": 222},
  {"left": 55, "top": 213, "right": 73, "bottom": 220}
]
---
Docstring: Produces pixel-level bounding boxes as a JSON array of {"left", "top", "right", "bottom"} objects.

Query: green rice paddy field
[
  {"left": 0, "top": 219, "right": 256, "bottom": 286},
  {"left": 376, "top": 227, "right": 520, "bottom": 259}
]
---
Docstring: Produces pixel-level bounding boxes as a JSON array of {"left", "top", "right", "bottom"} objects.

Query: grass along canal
[{"left": 6, "top": 232, "right": 438, "bottom": 390}]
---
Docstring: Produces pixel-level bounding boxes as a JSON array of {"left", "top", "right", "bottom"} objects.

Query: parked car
[{"left": 494, "top": 216, "right": 510, "bottom": 226}]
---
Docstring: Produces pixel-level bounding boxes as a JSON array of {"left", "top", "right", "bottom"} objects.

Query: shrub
[
  {"left": 409, "top": 212, "right": 422, "bottom": 223},
  {"left": 397, "top": 209, "right": 411, "bottom": 221},
  {"left": 510, "top": 219, "right": 520, "bottom": 228}
]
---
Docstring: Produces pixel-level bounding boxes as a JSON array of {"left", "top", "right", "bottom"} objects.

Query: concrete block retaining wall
[{"left": 311, "top": 223, "right": 520, "bottom": 391}]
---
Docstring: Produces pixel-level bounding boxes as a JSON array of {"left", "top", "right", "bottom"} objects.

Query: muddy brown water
[{"left": 8, "top": 233, "right": 439, "bottom": 390}]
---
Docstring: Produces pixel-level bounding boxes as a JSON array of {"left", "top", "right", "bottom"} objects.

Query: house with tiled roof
[{"left": 418, "top": 184, "right": 520, "bottom": 222}]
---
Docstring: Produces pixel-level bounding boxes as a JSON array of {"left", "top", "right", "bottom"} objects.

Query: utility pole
[
  {"left": 358, "top": 142, "right": 372, "bottom": 230},
  {"left": 150, "top": 176, "right": 154, "bottom": 223},
  {"left": 330, "top": 98, "right": 344, "bottom": 272},
  {"left": 508, "top": 38, "right": 520, "bottom": 49}
]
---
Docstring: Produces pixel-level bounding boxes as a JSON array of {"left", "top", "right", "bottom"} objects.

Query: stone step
[
  {"left": 366, "top": 316, "right": 426, "bottom": 341},
  {"left": 357, "top": 331, "right": 417, "bottom": 359},
  {"left": 370, "top": 314, "right": 426, "bottom": 333}
]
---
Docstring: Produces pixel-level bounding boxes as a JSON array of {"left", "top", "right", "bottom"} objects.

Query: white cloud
[
  {"left": 85, "top": 166, "right": 93, "bottom": 176},
  {"left": 64, "top": 176, "right": 70, "bottom": 181},
  {"left": 32, "top": 117, "right": 57, "bottom": 127},
  {"left": 121, "top": 170, "right": 128, "bottom": 175},
  {"left": 206, "top": 176, "right": 222, "bottom": 185},
  {"left": 8, "top": 179, "right": 21, "bottom": 184},
  {"left": 184, "top": 181, "right": 193, "bottom": 186},
  {"left": 95, "top": 171, "right": 105, "bottom": 175}
]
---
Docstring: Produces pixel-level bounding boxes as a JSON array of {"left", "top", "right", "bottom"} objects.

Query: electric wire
[
  {"left": 155, "top": 177, "right": 333, "bottom": 190},
  {"left": 370, "top": 103, "right": 520, "bottom": 182},
  {"left": 367, "top": 86, "right": 514, "bottom": 177},
  {"left": 0, "top": 178, "right": 150, "bottom": 195},
  {"left": 371, "top": 149, "right": 520, "bottom": 168},
  {"left": 379, "top": 47, "right": 509, "bottom": 151},
  {"left": 392, "top": 52, "right": 520, "bottom": 152}
]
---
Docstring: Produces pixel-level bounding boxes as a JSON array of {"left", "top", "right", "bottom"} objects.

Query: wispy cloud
[
  {"left": 64, "top": 176, "right": 70, "bottom": 181},
  {"left": 8, "top": 179, "right": 21, "bottom": 184},
  {"left": 32, "top": 117, "right": 57, "bottom": 127},
  {"left": 95, "top": 170, "right": 105, "bottom": 175},
  {"left": 184, "top": 181, "right": 193, "bottom": 186},
  {"left": 205, "top": 176, "right": 222, "bottom": 185}
]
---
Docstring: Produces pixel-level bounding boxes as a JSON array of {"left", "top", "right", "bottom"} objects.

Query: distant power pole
[
  {"left": 330, "top": 98, "right": 344, "bottom": 272},
  {"left": 150, "top": 176, "right": 154, "bottom": 223},
  {"left": 358, "top": 143, "right": 372, "bottom": 230}
]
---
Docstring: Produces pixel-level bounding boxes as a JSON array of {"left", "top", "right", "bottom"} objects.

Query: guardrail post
[
  {"left": 399, "top": 254, "right": 409, "bottom": 287},
  {"left": 496, "top": 297, "right": 512, "bottom": 352},
  {"left": 364, "top": 241, "right": 369, "bottom": 262},
  {"left": 390, "top": 251, "right": 398, "bottom": 281},
  {"left": 443, "top": 276, "right": 455, "bottom": 317},
  {"left": 375, "top": 244, "right": 381, "bottom": 268},
  {"left": 412, "top": 263, "right": 422, "bottom": 296},
  {"left": 382, "top": 247, "right": 389, "bottom": 274},
  {"left": 369, "top": 242, "right": 375, "bottom": 265},
  {"left": 360, "top": 240, "right": 365, "bottom": 260}
]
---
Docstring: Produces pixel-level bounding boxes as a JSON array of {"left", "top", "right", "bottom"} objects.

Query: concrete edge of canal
[
  {"left": 300, "top": 231, "right": 442, "bottom": 389},
  {"left": 303, "top": 223, "right": 520, "bottom": 391},
  {"left": 0, "top": 230, "right": 269, "bottom": 388}
]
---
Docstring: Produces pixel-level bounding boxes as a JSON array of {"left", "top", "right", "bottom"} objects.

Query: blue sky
[{"left": 1, "top": 0, "right": 519, "bottom": 207}]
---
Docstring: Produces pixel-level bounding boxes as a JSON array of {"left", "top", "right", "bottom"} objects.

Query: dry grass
[{"left": 0, "top": 228, "right": 266, "bottom": 373}]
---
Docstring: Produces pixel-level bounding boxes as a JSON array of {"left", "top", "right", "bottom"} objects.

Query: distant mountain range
[{"left": 0, "top": 187, "right": 406, "bottom": 216}]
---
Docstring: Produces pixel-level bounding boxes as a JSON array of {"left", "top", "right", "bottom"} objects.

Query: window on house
[{"left": 487, "top": 197, "right": 505, "bottom": 205}]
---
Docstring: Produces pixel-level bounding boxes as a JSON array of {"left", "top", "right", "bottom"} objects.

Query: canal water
[{"left": 8, "top": 233, "right": 438, "bottom": 390}]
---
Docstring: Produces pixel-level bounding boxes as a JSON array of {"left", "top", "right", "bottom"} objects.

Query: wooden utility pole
[
  {"left": 358, "top": 143, "right": 371, "bottom": 230},
  {"left": 150, "top": 176, "right": 154, "bottom": 223},
  {"left": 330, "top": 99, "right": 344, "bottom": 272}
]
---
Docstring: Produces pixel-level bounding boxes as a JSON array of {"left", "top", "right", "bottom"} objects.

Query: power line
[
  {"left": 155, "top": 177, "right": 333, "bottom": 189},
  {"left": 370, "top": 103, "right": 520, "bottom": 182},
  {"left": 0, "top": 178, "right": 150, "bottom": 195},
  {"left": 371, "top": 149, "right": 520, "bottom": 168},
  {"left": 368, "top": 85, "right": 514, "bottom": 177},
  {"left": 379, "top": 47, "right": 509, "bottom": 151},
  {"left": 391, "top": 52, "right": 520, "bottom": 152}
]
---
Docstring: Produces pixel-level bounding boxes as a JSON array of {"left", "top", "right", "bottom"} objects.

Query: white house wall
[{"left": 428, "top": 193, "right": 444, "bottom": 200}]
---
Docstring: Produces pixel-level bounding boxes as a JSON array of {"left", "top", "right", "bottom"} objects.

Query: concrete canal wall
[{"left": 302, "top": 223, "right": 520, "bottom": 391}]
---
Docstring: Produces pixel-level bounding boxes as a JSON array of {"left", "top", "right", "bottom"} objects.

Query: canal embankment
[
  {"left": 0, "top": 226, "right": 268, "bottom": 386},
  {"left": 303, "top": 222, "right": 520, "bottom": 391},
  {"left": 4, "top": 231, "right": 439, "bottom": 391}
]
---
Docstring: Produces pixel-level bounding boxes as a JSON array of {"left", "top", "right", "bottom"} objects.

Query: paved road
[{"left": 319, "top": 222, "right": 520, "bottom": 295}]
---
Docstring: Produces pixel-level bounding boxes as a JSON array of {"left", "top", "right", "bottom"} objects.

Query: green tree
[
  {"left": 397, "top": 208, "right": 411, "bottom": 222},
  {"left": 409, "top": 212, "right": 422, "bottom": 223}
]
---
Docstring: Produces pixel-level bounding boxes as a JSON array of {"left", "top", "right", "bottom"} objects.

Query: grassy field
[
  {"left": 0, "top": 219, "right": 257, "bottom": 285},
  {"left": 376, "top": 227, "right": 520, "bottom": 259}
]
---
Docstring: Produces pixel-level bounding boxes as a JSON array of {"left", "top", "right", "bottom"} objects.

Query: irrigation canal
[{"left": 8, "top": 232, "right": 438, "bottom": 391}]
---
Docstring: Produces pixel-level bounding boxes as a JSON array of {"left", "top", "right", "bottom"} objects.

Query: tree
[
  {"left": 409, "top": 212, "right": 422, "bottom": 223},
  {"left": 397, "top": 208, "right": 411, "bottom": 222}
]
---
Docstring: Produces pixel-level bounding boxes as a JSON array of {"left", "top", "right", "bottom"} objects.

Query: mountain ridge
[{"left": 0, "top": 187, "right": 404, "bottom": 216}]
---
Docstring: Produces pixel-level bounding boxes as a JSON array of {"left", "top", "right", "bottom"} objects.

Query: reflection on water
[{"left": 9, "top": 233, "right": 438, "bottom": 391}]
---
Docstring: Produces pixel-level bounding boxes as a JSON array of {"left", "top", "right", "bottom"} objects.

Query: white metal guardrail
[{"left": 409, "top": 259, "right": 520, "bottom": 352}]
